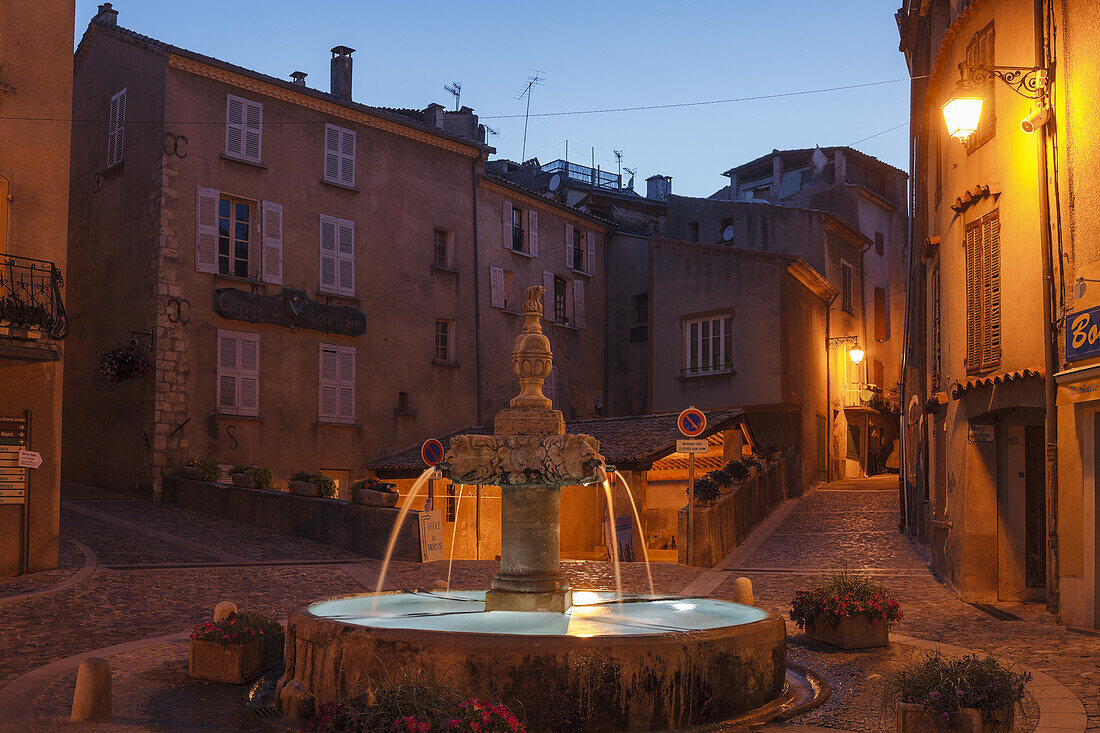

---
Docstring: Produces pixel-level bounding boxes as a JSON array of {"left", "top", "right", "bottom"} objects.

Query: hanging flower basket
[{"left": 98, "top": 345, "right": 152, "bottom": 382}]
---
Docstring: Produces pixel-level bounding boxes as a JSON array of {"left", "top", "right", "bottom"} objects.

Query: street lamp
[
  {"left": 849, "top": 347, "right": 865, "bottom": 365},
  {"left": 827, "top": 335, "right": 863, "bottom": 363},
  {"left": 942, "top": 93, "right": 984, "bottom": 141},
  {"left": 942, "top": 63, "right": 1047, "bottom": 142}
]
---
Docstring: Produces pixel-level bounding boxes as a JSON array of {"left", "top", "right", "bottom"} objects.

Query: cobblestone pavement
[{"left": 3, "top": 479, "right": 1098, "bottom": 732}]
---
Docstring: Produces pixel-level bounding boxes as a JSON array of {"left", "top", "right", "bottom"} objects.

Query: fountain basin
[{"left": 275, "top": 591, "right": 786, "bottom": 732}]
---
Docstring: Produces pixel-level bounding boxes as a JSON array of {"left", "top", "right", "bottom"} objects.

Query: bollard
[
  {"left": 214, "top": 601, "right": 237, "bottom": 622},
  {"left": 731, "top": 576, "right": 754, "bottom": 605},
  {"left": 70, "top": 657, "right": 111, "bottom": 722}
]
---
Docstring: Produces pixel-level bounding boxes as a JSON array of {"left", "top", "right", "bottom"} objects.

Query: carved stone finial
[{"left": 510, "top": 286, "right": 553, "bottom": 409}]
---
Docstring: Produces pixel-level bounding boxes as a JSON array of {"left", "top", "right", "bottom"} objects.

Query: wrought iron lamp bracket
[
  {"left": 958, "top": 63, "right": 1047, "bottom": 100},
  {"left": 827, "top": 335, "right": 859, "bottom": 351}
]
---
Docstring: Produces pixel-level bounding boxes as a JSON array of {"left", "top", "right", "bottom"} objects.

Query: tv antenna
[
  {"left": 482, "top": 123, "right": 499, "bottom": 136},
  {"left": 624, "top": 166, "right": 638, "bottom": 190},
  {"left": 444, "top": 81, "right": 462, "bottom": 111},
  {"left": 516, "top": 70, "right": 545, "bottom": 163},
  {"left": 613, "top": 150, "right": 623, "bottom": 187}
]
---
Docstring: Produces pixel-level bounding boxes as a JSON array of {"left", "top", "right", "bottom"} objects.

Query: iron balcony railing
[
  {"left": 0, "top": 253, "right": 67, "bottom": 339},
  {"left": 539, "top": 160, "right": 622, "bottom": 190}
]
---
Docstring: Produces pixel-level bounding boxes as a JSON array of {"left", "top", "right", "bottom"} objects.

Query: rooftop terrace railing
[
  {"left": 539, "top": 160, "right": 622, "bottom": 189},
  {"left": 0, "top": 253, "right": 67, "bottom": 339}
]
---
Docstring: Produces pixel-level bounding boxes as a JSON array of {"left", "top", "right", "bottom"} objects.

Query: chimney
[
  {"left": 93, "top": 2, "right": 118, "bottom": 27},
  {"left": 423, "top": 103, "right": 445, "bottom": 128},
  {"left": 330, "top": 46, "right": 355, "bottom": 101},
  {"left": 290, "top": 71, "right": 308, "bottom": 86},
  {"left": 646, "top": 174, "right": 672, "bottom": 202}
]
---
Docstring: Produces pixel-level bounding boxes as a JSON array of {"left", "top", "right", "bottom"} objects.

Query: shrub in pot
[
  {"left": 183, "top": 459, "right": 221, "bottom": 482},
  {"left": 789, "top": 572, "right": 902, "bottom": 649},
  {"left": 881, "top": 652, "right": 1028, "bottom": 733},
  {"left": 189, "top": 611, "right": 283, "bottom": 684},
  {"left": 352, "top": 478, "right": 399, "bottom": 507},
  {"left": 229, "top": 464, "right": 274, "bottom": 491},
  {"left": 289, "top": 471, "right": 320, "bottom": 497},
  {"left": 693, "top": 476, "right": 720, "bottom": 503},
  {"left": 720, "top": 459, "right": 750, "bottom": 485}
]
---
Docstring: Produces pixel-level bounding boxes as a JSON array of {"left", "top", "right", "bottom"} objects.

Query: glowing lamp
[
  {"left": 849, "top": 348, "right": 865, "bottom": 365},
  {"left": 942, "top": 95, "right": 984, "bottom": 141}
]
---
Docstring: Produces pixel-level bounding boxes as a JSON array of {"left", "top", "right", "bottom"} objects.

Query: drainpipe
[
  {"left": 1035, "top": 0, "right": 1059, "bottom": 616},
  {"left": 472, "top": 158, "right": 484, "bottom": 426},
  {"left": 825, "top": 292, "right": 838, "bottom": 482}
]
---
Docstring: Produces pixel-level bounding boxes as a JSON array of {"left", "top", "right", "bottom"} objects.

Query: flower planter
[
  {"left": 231, "top": 473, "right": 260, "bottom": 489},
  {"left": 188, "top": 638, "right": 263, "bottom": 684},
  {"left": 896, "top": 703, "right": 1012, "bottom": 733},
  {"left": 289, "top": 480, "right": 320, "bottom": 497},
  {"left": 181, "top": 467, "right": 203, "bottom": 481},
  {"left": 806, "top": 614, "right": 889, "bottom": 649},
  {"left": 355, "top": 488, "right": 398, "bottom": 507}
]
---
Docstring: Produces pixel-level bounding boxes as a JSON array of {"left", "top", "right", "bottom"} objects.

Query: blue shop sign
[{"left": 1066, "top": 305, "right": 1100, "bottom": 361}]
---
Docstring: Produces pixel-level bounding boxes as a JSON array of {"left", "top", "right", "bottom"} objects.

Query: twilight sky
[{"left": 74, "top": 1, "right": 910, "bottom": 196}]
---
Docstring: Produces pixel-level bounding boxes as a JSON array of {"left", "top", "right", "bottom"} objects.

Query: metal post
[
  {"left": 475, "top": 486, "right": 481, "bottom": 560},
  {"left": 20, "top": 409, "right": 31, "bottom": 575},
  {"left": 688, "top": 452, "right": 695, "bottom": 566}
]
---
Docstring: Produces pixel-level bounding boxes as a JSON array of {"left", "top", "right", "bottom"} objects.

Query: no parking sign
[
  {"left": 677, "top": 407, "right": 706, "bottom": 437},
  {"left": 421, "top": 438, "right": 445, "bottom": 466}
]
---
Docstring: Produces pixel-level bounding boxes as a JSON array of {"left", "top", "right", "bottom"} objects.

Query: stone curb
[{"left": 0, "top": 540, "right": 98, "bottom": 608}]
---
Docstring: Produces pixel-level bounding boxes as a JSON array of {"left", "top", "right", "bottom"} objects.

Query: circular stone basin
[{"left": 276, "top": 591, "right": 786, "bottom": 732}]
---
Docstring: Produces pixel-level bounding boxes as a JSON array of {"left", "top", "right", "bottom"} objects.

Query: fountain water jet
[{"left": 613, "top": 469, "right": 655, "bottom": 596}]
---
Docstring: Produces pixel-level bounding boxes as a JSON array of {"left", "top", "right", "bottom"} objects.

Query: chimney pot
[
  {"left": 646, "top": 174, "right": 672, "bottom": 202},
  {"left": 290, "top": 71, "right": 308, "bottom": 86},
  {"left": 93, "top": 2, "right": 118, "bottom": 27},
  {"left": 330, "top": 46, "right": 355, "bottom": 101}
]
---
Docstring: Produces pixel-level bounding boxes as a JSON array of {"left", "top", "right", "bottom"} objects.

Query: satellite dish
[
  {"left": 721, "top": 225, "right": 735, "bottom": 243},
  {"left": 548, "top": 174, "right": 561, "bottom": 192}
]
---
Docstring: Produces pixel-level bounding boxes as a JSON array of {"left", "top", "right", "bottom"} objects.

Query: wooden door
[{"left": 1024, "top": 426, "right": 1046, "bottom": 588}]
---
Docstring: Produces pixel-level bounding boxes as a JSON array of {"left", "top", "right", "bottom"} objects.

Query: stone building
[
  {"left": 63, "top": 6, "right": 607, "bottom": 500},
  {"left": 0, "top": 0, "right": 74, "bottom": 575},
  {"left": 899, "top": 0, "right": 1100, "bottom": 627}
]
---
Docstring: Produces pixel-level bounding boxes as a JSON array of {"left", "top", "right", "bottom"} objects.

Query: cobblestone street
[{"left": 0, "top": 477, "right": 1096, "bottom": 731}]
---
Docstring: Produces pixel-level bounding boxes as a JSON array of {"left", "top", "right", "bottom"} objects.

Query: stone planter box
[
  {"left": 181, "top": 467, "right": 203, "bottom": 481},
  {"left": 355, "top": 488, "right": 398, "bottom": 507},
  {"left": 289, "top": 480, "right": 319, "bottom": 497},
  {"left": 896, "top": 703, "right": 1012, "bottom": 733},
  {"left": 189, "top": 638, "right": 263, "bottom": 684},
  {"left": 231, "top": 473, "right": 260, "bottom": 489},
  {"left": 806, "top": 614, "right": 889, "bottom": 649}
]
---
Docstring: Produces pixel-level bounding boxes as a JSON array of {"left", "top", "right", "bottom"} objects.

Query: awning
[{"left": 950, "top": 368, "right": 1043, "bottom": 399}]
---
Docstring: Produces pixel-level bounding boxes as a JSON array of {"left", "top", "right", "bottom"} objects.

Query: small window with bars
[{"left": 682, "top": 314, "right": 733, "bottom": 376}]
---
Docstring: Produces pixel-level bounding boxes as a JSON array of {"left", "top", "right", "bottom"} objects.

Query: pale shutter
[
  {"left": 528, "top": 209, "right": 539, "bottom": 257},
  {"left": 261, "top": 201, "right": 283, "bottom": 284},
  {"left": 340, "top": 128, "right": 355, "bottom": 186},
  {"left": 318, "top": 346, "right": 339, "bottom": 419},
  {"left": 337, "top": 349, "right": 355, "bottom": 419},
  {"left": 965, "top": 221, "right": 980, "bottom": 372},
  {"left": 874, "top": 287, "right": 887, "bottom": 342},
  {"left": 565, "top": 223, "right": 574, "bottom": 268},
  {"left": 502, "top": 200, "right": 513, "bottom": 250},
  {"left": 324, "top": 125, "right": 340, "bottom": 182},
  {"left": 490, "top": 266, "right": 505, "bottom": 309},
  {"left": 982, "top": 214, "right": 1001, "bottom": 370},
  {"left": 107, "top": 89, "right": 125, "bottom": 167},
  {"left": 196, "top": 187, "right": 219, "bottom": 274},
  {"left": 542, "top": 270, "right": 554, "bottom": 320},
  {"left": 573, "top": 279, "right": 586, "bottom": 329},
  {"left": 587, "top": 232, "right": 597, "bottom": 275},
  {"left": 319, "top": 215, "right": 338, "bottom": 291},
  {"left": 225, "top": 95, "right": 245, "bottom": 158},
  {"left": 238, "top": 337, "right": 260, "bottom": 414},
  {"left": 337, "top": 218, "right": 355, "bottom": 294},
  {"left": 217, "top": 332, "right": 239, "bottom": 410},
  {"left": 243, "top": 100, "right": 262, "bottom": 162}
]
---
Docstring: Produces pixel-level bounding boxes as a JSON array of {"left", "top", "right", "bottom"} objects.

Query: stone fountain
[{"left": 275, "top": 286, "right": 788, "bottom": 731}]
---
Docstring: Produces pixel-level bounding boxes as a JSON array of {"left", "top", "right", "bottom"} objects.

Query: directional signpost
[
  {"left": 678, "top": 407, "right": 707, "bottom": 566},
  {"left": 0, "top": 417, "right": 29, "bottom": 506}
]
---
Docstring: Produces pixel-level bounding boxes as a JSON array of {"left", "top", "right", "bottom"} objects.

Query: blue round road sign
[
  {"left": 678, "top": 407, "right": 707, "bottom": 437},
  {"left": 421, "top": 438, "right": 445, "bottom": 466}
]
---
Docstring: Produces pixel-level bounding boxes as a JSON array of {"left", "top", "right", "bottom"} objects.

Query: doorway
[{"left": 1024, "top": 426, "right": 1046, "bottom": 588}]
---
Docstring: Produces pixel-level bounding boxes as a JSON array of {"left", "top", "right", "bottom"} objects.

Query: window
[
  {"left": 965, "top": 211, "right": 1001, "bottom": 373},
  {"left": 502, "top": 201, "right": 538, "bottom": 256},
  {"left": 629, "top": 293, "right": 648, "bottom": 343},
  {"left": 572, "top": 228, "right": 584, "bottom": 271},
  {"left": 218, "top": 196, "right": 253, "bottom": 278},
  {"left": 217, "top": 329, "right": 260, "bottom": 416},
  {"left": 195, "top": 189, "right": 279, "bottom": 279},
  {"left": 874, "top": 286, "right": 889, "bottom": 341},
  {"left": 397, "top": 391, "right": 414, "bottom": 416},
  {"left": 545, "top": 366, "right": 559, "bottom": 408},
  {"left": 225, "top": 95, "right": 262, "bottom": 164},
  {"left": 433, "top": 229, "right": 450, "bottom": 269},
  {"left": 434, "top": 319, "right": 452, "bottom": 362},
  {"left": 688, "top": 221, "right": 699, "bottom": 242},
  {"left": 542, "top": 270, "right": 584, "bottom": 328},
  {"left": 682, "top": 314, "right": 733, "bottom": 375},
  {"left": 840, "top": 261, "right": 854, "bottom": 314},
  {"left": 490, "top": 266, "right": 517, "bottom": 311},
  {"left": 319, "top": 344, "right": 355, "bottom": 422},
  {"left": 554, "top": 276, "right": 567, "bottom": 323},
  {"left": 965, "top": 23, "right": 996, "bottom": 153},
  {"left": 932, "top": 265, "right": 942, "bottom": 391},
  {"left": 875, "top": 232, "right": 884, "bottom": 256},
  {"left": 107, "top": 88, "right": 126, "bottom": 168},
  {"left": 319, "top": 214, "right": 355, "bottom": 296},
  {"left": 565, "top": 224, "right": 595, "bottom": 275},
  {"left": 323, "top": 123, "right": 355, "bottom": 187}
]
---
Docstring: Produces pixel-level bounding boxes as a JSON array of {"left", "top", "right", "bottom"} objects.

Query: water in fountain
[
  {"left": 445, "top": 483, "right": 465, "bottom": 592},
  {"left": 597, "top": 467, "right": 623, "bottom": 604},
  {"left": 613, "top": 469, "right": 655, "bottom": 596},
  {"left": 371, "top": 465, "right": 436, "bottom": 614}
]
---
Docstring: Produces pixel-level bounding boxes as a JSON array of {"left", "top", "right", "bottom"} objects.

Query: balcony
[
  {"left": 0, "top": 254, "right": 67, "bottom": 358},
  {"left": 539, "top": 160, "right": 622, "bottom": 190}
]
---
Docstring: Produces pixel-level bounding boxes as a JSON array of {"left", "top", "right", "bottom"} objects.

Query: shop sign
[
  {"left": 968, "top": 424, "right": 995, "bottom": 443},
  {"left": 215, "top": 287, "right": 367, "bottom": 336},
  {"left": 1065, "top": 305, "right": 1100, "bottom": 362}
]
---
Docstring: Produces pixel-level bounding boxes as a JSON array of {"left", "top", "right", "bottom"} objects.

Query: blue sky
[{"left": 75, "top": 1, "right": 910, "bottom": 196}]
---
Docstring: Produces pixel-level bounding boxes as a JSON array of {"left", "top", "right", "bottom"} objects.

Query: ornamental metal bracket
[
  {"left": 827, "top": 335, "right": 859, "bottom": 350},
  {"left": 958, "top": 63, "right": 1047, "bottom": 100}
]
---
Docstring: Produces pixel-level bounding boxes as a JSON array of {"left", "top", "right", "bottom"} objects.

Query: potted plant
[
  {"left": 720, "top": 459, "right": 750, "bottom": 486},
  {"left": 743, "top": 456, "right": 763, "bottom": 475},
  {"left": 236, "top": 611, "right": 284, "bottom": 670},
  {"left": 182, "top": 459, "right": 221, "bottom": 482},
  {"left": 289, "top": 471, "right": 337, "bottom": 499},
  {"left": 881, "top": 653, "right": 1029, "bottom": 733},
  {"left": 352, "top": 478, "right": 399, "bottom": 507},
  {"left": 692, "top": 475, "right": 720, "bottom": 504},
  {"left": 229, "top": 464, "right": 273, "bottom": 490},
  {"left": 789, "top": 572, "right": 902, "bottom": 649},
  {"left": 189, "top": 611, "right": 282, "bottom": 684},
  {"left": 97, "top": 344, "right": 153, "bottom": 382}
]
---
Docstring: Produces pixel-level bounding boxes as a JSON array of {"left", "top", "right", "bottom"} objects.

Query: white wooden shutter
[
  {"left": 238, "top": 336, "right": 260, "bottom": 414},
  {"left": 225, "top": 95, "right": 245, "bottom": 158},
  {"left": 528, "top": 209, "right": 539, "bottom": 257},
  {"left": 261, "top": 201, "right": 283, "bottom": 284},
  {"left": 196, "top": 187, "right": 219, "bottom": 274},
  {"left": 339, "top": 128, "right": 355, "bottom": 186},
  {"left": 337, "top": 348, "right": 355, "bottom": 419},
  {"left": 337, "top": 218, "right": 355, "bottom": 294},
  {"left": 573, "top": 280, "right": 586, "bottom": 328},
  {"left": 542, "top": 270, "right": 554, "bottom": 320},
  {"left": 502, "top": 200, "right": 513, "bottom": 250},
  {"left": 318, "top": 346, "right": 339, "bottom": 419},
  {"left": 319, "top": 215, "right": 338, "bottom": 291},
  {"left": 243, "top": 100, "right": 262, "bottom": 163},
  {"left": 107, "top": 89, "right": 126, "bottom": 168},
  {"left": 324, "top": 125, "right": 341, "bottom": 182},
  {"left": 565, "top": 223, "right": 574, "bottom": 268},
  {"left": 217, "top": 331, "right": 239, "bottom": 410},
  {"left": 490, "top": 266, "right": 505, "bottom": 309},
  {"left": 586, "top": 232, "right": 597, "bottom": 275}
]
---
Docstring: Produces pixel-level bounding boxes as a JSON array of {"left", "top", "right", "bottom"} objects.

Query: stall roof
[{"left": 367, "top": 409, "right": 756, "bottom": 478}]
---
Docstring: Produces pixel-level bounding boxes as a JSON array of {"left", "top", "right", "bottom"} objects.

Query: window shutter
[
  {"left": 324, "top": 125, "right": 341, "bottom": 182},
  {"left": 528, "top": 209, "right": 539, "bottom": 257},
  {"left": 932, "top": 267, "right": 941, "bottom": 390},
  {"left": 225, "top": 96, "right": 245, "bottom": 158},
  {"left": 542, "top": 270, "right": 554, "bottom": 320},
  {"left": 340, "top": 128, "right": 355, "bottom": 186},
  {"left": 573, "top": 279, "right": 586, "bottom": 329},
  {"left": 565, "top": 223, "right": 574, "bottom": 268},
  {"left": 587, "top": 232, "right": 596, "bottom": 275},
  {"left": 261, "top": 201, "right": 283, "bottom": 284},
  {"left": 502, "top": 200, "right": 513, "bottom": 250},
  {"left": 337, "top": 348, "right": 355, "bottom": 419},
  {"left": 195, "top": 187, "right": 219, "bottom": 274},
  {"left": 217, "top": 332, "right": 238, "bottom": 409},
  {"left": 107, "top": 89, "right": 126, "bottom": 168},
  {"left": 875, "top": 232, "right": 884, "bottom": 256},
  {"left": 319, "top": 346, "right": 339, "bottom": 419},
  {"left": 238, "top": 336, "right": 260, "bottom": 414},
  {"left": 982, "top": 214, "right": 1001, "bottom": 370},
  {"left": 337, "top": 218, "right": 355, "bottom": 294},
  {"left": 490, "top": 266, "right": 505, "bottom": 309},
  {"left": 243, "top": 100, "right": 262, "bottom": 163},
  {"left": 874, "top": 287, "right": 887, "bottom": 342},
  {"left": 965, "top": 221, "right": 980, "bottom": 372},
  {"left": 319, "top": 215, "right": 338, "bottom": 291}
]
